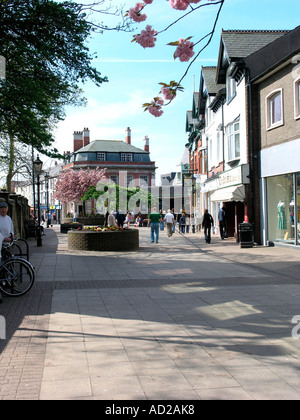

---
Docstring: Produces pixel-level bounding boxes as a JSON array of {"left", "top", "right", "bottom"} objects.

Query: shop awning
[{"left": 210, "top": 184, "right": 245, "bottom": 202}]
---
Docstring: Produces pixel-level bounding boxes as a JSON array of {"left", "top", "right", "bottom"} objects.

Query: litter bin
[{"left": 238, "top": 222, "right": 254, "bottom": 248}]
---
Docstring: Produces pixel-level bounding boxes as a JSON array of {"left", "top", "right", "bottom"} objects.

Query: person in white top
[
  {"left": 0, "top": 202, "right": 14, "bottom": 243},
  {"left": 164, "top": 209, "right": 175, "bottom": 237}
]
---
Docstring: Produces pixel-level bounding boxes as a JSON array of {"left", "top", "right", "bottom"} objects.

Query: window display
[{"left": 267, "top": 174, "right": 295, "bottom": 244}]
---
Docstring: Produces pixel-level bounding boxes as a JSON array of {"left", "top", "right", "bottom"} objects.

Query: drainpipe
[
  {"left": 222, "top": 102, "right": 225, "bottom": 170},
  {"left": 247, "top": 70, "right": 256, "bottom": 242}
]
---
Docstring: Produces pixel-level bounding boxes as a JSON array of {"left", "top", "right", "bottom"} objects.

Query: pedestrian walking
[
  {"left": 202, "top": 209, "right": 214, "bottom": 243},
  {"left": 218, "top": 204, "right": 227, "bottom": 239},
  {"left": 159, "top": 210, "right": 165, "bottom": 231},
  {"left": 191, "top": 213, "right": 196, "bottom": 233},
  {"left": 46, "top": 210, "right": 52, "bottom": 228},
  {"left": 185, "top": 214, "right": 190, "bottom": 233},
  {"left": 164, "top": 209, "right": 175, "bottom": 237},
  {"left": 171, "top": 208, "right": 176, "bottom": 234},
  {"left": 179, "top": 213, "right": 186, "bottom": 233},
  {"left": 148, "top": 207, "right": 161, "bottom": 243}
]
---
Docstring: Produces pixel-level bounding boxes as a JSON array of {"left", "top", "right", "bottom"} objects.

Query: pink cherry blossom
[
  {"left": 54, "top": 168, "right": 106, "bottom": 204},
  {"left": 169, "top": 0, "right": 189, "bottom": 10},
  {"left": 161, "top": 87, "right": 175, "bottom": 101},
  {"left": 148, "top": 97, "right": 164, "bottom": 117},
  {"left": 143, "top": 0, "right": 153, "bottom": 3},
  {"left": 135, "top": 25, "right": 157, "bottom": 48},
  {"left": 128, "top": 3, "right": 147, "bottom": 22},
  {"left": 174, "top": 38, "right": 195, "bottom": 62}
]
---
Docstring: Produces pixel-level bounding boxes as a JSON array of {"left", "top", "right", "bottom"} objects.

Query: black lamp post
[
  {"left": 33, "top": 155, "right": 43, "bottom": 246},
  {"left": 45, "top": 174, "right": 49, "bottom": 212}
]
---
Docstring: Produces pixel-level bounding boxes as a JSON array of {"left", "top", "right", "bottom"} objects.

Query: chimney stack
[
  {"left": 83, "top": 127, "right": 90, "bottom": 147},
  {"left": 144, "top": 135, "right": 149, "bottom": 152},
  {"left": 125, "top": 127, "right": 131, "bottom": 145},
  {"left": 73, "top": 130, "right": 83, "bottom": 152},
  {"left": 73, "top": 128, "right": 90, "bottom": 152}
]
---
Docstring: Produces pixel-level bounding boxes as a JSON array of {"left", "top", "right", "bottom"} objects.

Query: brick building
[
  {"left": 245, "top": 25, "right": 300, "bottom": 246},
  {"left": 63, "top": 127, "right": 156, "bottom": 216},
  {"left": 186, "top": 28, "right": 296, "bottom": 243}
]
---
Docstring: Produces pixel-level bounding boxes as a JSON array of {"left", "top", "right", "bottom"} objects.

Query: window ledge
[
  {"left": 227, "top": 157, "right": 240, "bottom": 167},
  {"left": 226, "top": 92, "right": 237, "bottom": 105},
  {"left": 267, "top": 121, "right": 284, "bottom": 131}
]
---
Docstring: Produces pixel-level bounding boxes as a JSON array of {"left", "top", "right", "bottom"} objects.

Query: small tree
[{"left": 54, "top": 168, "right": 106, "bottom": 214}]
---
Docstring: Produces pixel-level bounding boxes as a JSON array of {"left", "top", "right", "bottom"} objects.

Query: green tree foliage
[
  {"left": 0, "top": 0, "right": 108, "bottom": 157},
  {"left": 82, "top": 184, "right": 157, "bottom": 214}
]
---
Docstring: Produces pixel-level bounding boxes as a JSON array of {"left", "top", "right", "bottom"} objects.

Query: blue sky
[{"left": 52, "top": 0, "right": 300, "bottom": 182}]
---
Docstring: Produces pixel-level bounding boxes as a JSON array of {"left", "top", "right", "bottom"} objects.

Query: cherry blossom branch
[{"left": 128, "top": 0, "right": 226, "bottom": 116}]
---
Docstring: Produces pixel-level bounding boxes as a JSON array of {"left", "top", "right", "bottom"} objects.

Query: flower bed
[
  {"left": 60, "top": 222, "right": 83, "bottom": 233},
  {"left": 68, "top": 228, "right": 139, "bottom": 251}
]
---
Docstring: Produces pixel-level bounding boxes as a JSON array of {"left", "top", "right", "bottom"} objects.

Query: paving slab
[{"left": 1, "top": 225, "right": 300, "bottom": 400}]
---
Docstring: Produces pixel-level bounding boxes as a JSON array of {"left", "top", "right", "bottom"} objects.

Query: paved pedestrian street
[{"left": 1, "top": 226, "right": 300, "bottom": 400}]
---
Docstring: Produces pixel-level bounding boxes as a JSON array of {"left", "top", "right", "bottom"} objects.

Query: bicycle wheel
[{"left": 0, "top": 258, "right": 35, "bottom": 297}]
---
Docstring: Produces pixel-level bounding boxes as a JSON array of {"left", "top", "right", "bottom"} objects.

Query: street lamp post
[
  {"left": 45, "top": 174, "right": 49, "bottom": 212},
  {"left": 33, "top": 155, "right": 43, "bottom": 247}
]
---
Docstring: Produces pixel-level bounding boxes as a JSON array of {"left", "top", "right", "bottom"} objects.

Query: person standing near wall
[{"left": 0, "top": 202, "right": 14, "bottom": 243}]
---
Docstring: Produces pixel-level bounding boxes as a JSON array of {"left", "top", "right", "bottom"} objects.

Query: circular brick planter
[{"left": 68, "top": 229, "right": 139, "bottom": 251}]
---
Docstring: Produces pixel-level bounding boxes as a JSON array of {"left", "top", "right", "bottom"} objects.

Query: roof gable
[
  {"left": 216, "top": 29, "right": 290, "bottom": 84},
  {"left": 77, "top": 139, "right": 148, "bottom": 154}
]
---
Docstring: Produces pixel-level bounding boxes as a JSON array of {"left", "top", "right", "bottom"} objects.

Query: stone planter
[
  {"left": 62, "top": 216, "right": 105, "bottom": 225},
  {"left": 68, "top": 229, "right": 139, "bottom": 251},
  {"left": 61, "top": 222, "right": 83, "bottom": 234}
]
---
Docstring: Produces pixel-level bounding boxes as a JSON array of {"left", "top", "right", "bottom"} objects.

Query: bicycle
[{"left": 0, "top": 240, "right": 35, "bottom": 302}]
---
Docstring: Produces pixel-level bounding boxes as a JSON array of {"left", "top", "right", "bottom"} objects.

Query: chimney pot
[
  {"left": 125, "top": 127, "right": 131, "bottom": 145},
  {"left": 144, "top": 135, "right": 149, "bottom": 152}
]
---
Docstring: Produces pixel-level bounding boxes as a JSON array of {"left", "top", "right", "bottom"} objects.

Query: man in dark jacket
[
  {"left": 202, "top": 209, "right": 214, "bottom": 243},
  {"left": 218, "top": 205, "right": 227, "bottom": 239}
]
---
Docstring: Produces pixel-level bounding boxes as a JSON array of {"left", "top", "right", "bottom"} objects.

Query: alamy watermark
[
  {"left": 292, "top": 316, "right": 300, "bottom": 340},
  {"left": 0, "top": 315, "right": 6, "bottom": 340},
  {"left": 0, "top": 56, "right": 6, "bottom": 80},
  {"left": 94, "top": 175, "right": 195, "bottom": 215}
]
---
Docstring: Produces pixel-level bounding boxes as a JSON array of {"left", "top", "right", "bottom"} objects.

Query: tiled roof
[
  {"left": 222, "top": 29, "right": 290, "bottom": 60},
  {"left": 78, "top": 140, "right": 148, "bottom": 154},
  {"left": 202, "top": 66, "right": 225, "bottom": 94}
]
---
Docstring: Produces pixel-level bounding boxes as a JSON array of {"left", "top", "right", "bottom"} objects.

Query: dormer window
[
  {"left": 121, "top": 153, "right": 133, "bottom": 162},
  {"left": 97, "top": 152, "right": 106, "bottom": 161}
]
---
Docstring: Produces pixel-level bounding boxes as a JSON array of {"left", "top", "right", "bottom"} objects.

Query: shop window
[
  {"left": 266, "top": 89, "right": 283, "bottom": 129},
  {"left": 267, "top": 174, "right": 295, "bottom": 245}
]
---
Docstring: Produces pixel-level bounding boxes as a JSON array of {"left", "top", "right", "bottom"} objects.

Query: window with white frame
[
  {"left": 216, "top": 131, "right": 221, "bottom": 165},
  {"left": 294, "top": 77, "right": 300, "bottom": 119},
  {"left": 97, "top": 152, "right": 106, "bottom": 161},
  {"left": 226, "top": 73, "right": 236, "bottom": 103},
  {"left": 121, "top": 153, "right": 133, "bottom": 162},
  {"left": 226, "top": 118, "right": 240, "bottom": 162},
  {"left": 266, "top": 89, "right": 283, "bottom": 129}
]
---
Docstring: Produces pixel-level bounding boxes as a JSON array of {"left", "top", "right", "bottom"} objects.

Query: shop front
[
  {"left": 203, "top": 165, "right": 250, "bottom": 239},
  {"left": 261, "top": 138, "right": 300, "bottom": 247},
  {"left": 263, "top": 172, "right": 300, "bottom": 246}
]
